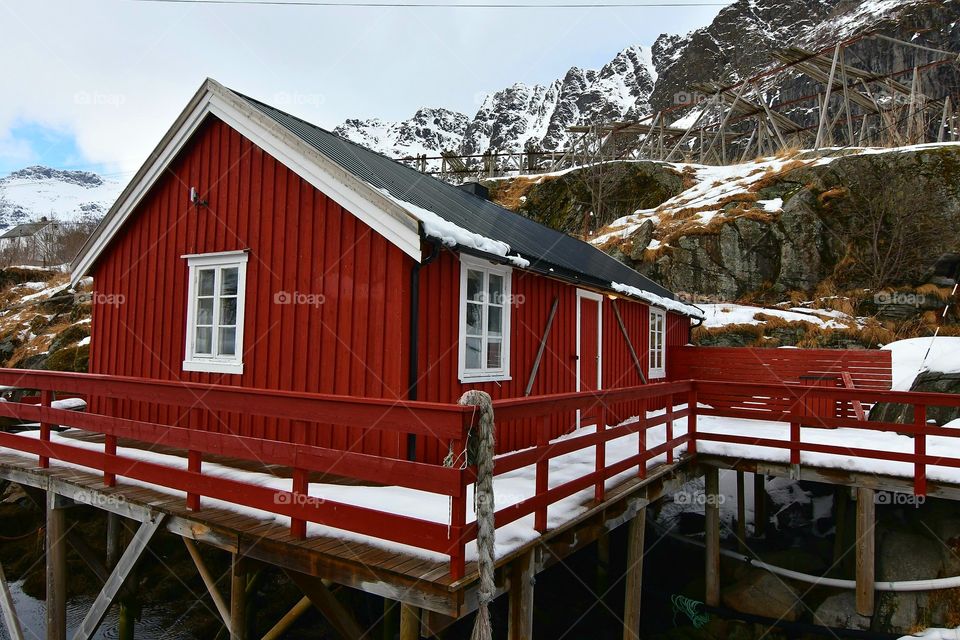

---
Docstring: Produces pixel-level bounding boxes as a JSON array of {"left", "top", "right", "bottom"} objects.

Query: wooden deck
[{"left": 0, "top": 445, "right": 696, "bottom": 623}]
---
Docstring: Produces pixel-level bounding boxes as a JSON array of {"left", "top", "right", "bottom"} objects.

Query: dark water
[{"left": 0, "top": 581, "right": 195, "bottom": 640}]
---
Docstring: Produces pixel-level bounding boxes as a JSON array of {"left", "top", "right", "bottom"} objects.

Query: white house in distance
[{"left": 0, "top": 217, "right": 63, "bottom": 266}]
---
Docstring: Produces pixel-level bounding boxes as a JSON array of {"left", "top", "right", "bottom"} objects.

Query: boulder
[
  {"left": 813, "top": 592, "right": 870, "bottom": 630},
  {"left": 721, "top": 569, "right": 803, "bottom": 622}
]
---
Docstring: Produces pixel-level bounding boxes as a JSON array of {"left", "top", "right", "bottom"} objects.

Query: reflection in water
[{"left": 0, "top": 580, "right": 196, "bottom": 640}]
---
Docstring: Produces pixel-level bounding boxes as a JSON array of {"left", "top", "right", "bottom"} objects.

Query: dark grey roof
[
  {"left": 1, "top": 220, "right": 54, "bottom": 240},
  {"left": 236, "top": 91, "right": 676, "bottom": 300}
]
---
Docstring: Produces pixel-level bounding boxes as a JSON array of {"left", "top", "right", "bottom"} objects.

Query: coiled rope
[
  {"left": 459, "top": 390, "right": 496, "bottom": 640},
  {"left": 671, "top": 594, "right": 710, "bottom": 629}
]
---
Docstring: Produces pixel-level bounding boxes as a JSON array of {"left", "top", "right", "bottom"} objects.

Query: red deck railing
[{"left": 0, "top": 366, "right": 958, "bottom": 579}]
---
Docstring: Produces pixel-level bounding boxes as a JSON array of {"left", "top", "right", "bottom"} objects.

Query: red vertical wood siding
[
  {"left": 89, "top": 116, "right": 410, "bottom": 457},
  {"left": 89, "top": 114, "right": 693, "bottom": 464}
]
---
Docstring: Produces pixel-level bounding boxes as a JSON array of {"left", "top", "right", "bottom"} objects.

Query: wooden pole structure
[
  {"left": 46, "top": 491, "right": 67, "bottom": 640},
  {"left": 704, "top": 467, "right": 720, "bottom": 607},
  {"left": 736, "top": 471, "right": 747, "bottom": 552},
  {"left": 508, "top": 550, "right": 535, "bottom": 640},
  {"left": 230, "top": 555, "right": 248, "bottom": 640},
  {"left": 753, "top": 473, "right": 766, "bottom": 538},
  {"left": 814, "top": 44, "right": 842, "bottom": 150},
  {"left": 839, "top": 49, "right": 856, "bottom": 146},
  {"left": 261, "top": 597, "right": 311, "bottom": 640},
  {"left": 0, "top": 563, "right": 24, "bottom": 640},
  {"left": 855, "top": 487, "right": 876, "bottom": 617},
  {"left": 399, "top": 604, "right": 420, "bottom": 640},
  {"left": 622, "top": 507, "right": 646, "bottom": 640}
]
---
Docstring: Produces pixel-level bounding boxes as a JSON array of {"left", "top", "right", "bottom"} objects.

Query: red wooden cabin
[{"left": 70, "top": 79, "right": 704, "bottom": 464}]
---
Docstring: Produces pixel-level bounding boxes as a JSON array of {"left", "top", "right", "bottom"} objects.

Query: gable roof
[
  {"left": 1, "top": 220, "right": 55, "bottom": 240},
  {"left": 72, "top": 79, "right": 702, "bottom": 318}
]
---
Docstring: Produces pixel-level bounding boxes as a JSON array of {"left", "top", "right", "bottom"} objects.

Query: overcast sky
[{"left": 0, "top": 0, "right": 731, "bottom": 177}]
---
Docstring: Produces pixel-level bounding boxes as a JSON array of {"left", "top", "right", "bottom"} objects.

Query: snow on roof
[
  {"left": 612, "top": 281, "right": 704, "bottom": 319},
  {"left": 378, "top": 189, "right": 530, "bottom": 268}
]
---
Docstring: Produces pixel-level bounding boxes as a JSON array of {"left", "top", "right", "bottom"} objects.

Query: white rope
[{"left": 460, "top": 390, "right": 496, "bottom": 640}]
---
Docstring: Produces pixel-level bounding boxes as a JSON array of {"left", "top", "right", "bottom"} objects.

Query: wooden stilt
[
  {"left": 508, "top": 550, "right": 534, "bottom": 640},
  {"left": 283, "top": 570, "right": 366, "bottom": 640},
  {"left": 736, "top": 471, "right": 746, "bottom": 551},
  {"left": 230, "top": 554, "right": 248, "bottom": 640},
  {"left": 596, "top": 531, "right": 610, "bottom": 595},
  {"left": 622, "top": 507, "right": 646, "bottom": 640},
  {"left": 704, "top": 467, "right": 720, "bottom": 607},
  {"left": 400, "top": 603, "right": 420, "bottom": 640},
  {"left": 183, "top": 538, "right": 231, "bottom": 630},
  {"left": 832, "top": 486, "right": 850, "bottom": 576},
  {"left": 856, "top": 487, "right": 875, "bottom": 617},
  {"left": 261, "top": 597, "right": 311, "bottom": 640},
  {"left": 753, "top": 473, "right": 766, "bottom": 538},
  {"left": 382, "top": 599, "right": 399, "bottom": 640},
  {"left": 46, "top": 491, "right": 67, "bottom": 640},
  {"left": 0, "top": 563, "right": 24, "bottom": 640}
]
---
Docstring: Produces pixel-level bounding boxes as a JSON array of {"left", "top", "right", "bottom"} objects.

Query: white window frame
[
  {"left": 458, "top": 254, "right": 512, "bottom": 383},
  {"left": 182, "top": 250, "right": 249, "bottom": 374},
  {"left": 648, "top": 306, "right": 666, "bottom": 379}
]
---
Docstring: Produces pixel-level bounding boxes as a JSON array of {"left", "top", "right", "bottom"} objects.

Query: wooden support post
[
  {"left": 106, "top": 512, "right": 121, "bottom": 571},
  {"left": 856, "top": 487, "right": 875, "bottom": 617},
  {"left": 736, "top": 471, "right": 746, "bottom": 551},
  {"left": 230, "top": 554, "right": 248, "bottom": 640},
  {"left": 74, "top": 515, "right": 165, "bottom": 640},
  {"left": 183, "top": 538, "right": 231, "bottom": 630},
  {"left": 753, "top": 473, "right": 766, "bottom": 538},
  {"left": 0, "top": 563, "right": 24, "bottom": 640},
  {"left": 815, "top": 44, "right": 842, "bottom": 150},
  {"left": 400, "top": 604, "right": 420, "bottom": 640},
  {"left": 261, "top": 597, "right": 310, "bottom": 640},
  {"left": 596, "top": 531, "right": 610, "bottom": 595},
  {"left": 382, "top": 599, "right": 398, "bottom": 640},
  {"left": 284, "top": 570, "right": 366, "bottom": 640},
  {"left": 622, "top": 507, "right": 646, "bottom": 640},
  {"left": 508, "top": 550, "right": 535, "bottom": 640},
  {"left": 832, "top": 486, "right": 850, "bottom": 576},
  {"left": 46, "top": 490, "right": 66, "bottom": 640},
  {"left": 704, "top": 467, "right": 720, "bottom": 608}
]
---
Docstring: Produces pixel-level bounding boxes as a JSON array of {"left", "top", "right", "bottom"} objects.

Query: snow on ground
[
  {"left": 883, "top": 337, "right": 960, "bottom": 390},
  {"left": 698, "top": 303, "right": 854, "bottom": 329}
]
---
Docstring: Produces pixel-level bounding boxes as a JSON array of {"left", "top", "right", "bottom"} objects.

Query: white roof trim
[{"left": 70, "top": 78, "right": 423, "bottom": 286}]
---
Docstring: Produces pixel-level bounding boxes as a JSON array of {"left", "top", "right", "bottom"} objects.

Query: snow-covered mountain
[
  {"left": 0, "top": 166, "right": 121, "bottom": 231},
  {"left": 333, "top": 107, "right": 469, "bottom": 159},
  {"left": 335, "top": 0, "right": 957, "bottom": 160},
  {"left": 337, "top": 44, "right": 657, "bottom": 158}
]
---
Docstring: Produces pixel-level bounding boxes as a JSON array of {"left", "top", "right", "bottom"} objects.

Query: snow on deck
[{"left": 11, "top": 403, "right": 958, "bottom": 564}]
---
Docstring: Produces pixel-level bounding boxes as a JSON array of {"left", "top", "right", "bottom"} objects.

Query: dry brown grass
[
  {"left": 490, "top": 176, "right": 541, "bottom": 211},
  {"left": 817, "top": 186, "right": 847, "bottom": 206}
]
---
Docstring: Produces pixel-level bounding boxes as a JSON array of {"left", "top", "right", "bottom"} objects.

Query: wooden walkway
[{"left": 0, "top": 446, "right": 695, "bottom": 626}]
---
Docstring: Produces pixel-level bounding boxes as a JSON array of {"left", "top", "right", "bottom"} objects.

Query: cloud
[{"left": 0, "top": 0, "right": 729, "bottom": 174}]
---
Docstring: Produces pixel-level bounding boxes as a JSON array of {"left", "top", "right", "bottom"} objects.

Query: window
[
  {"left": 183, "top": 251, "right": 248, "bottom": 374},
  {"left": 649, "top": 307, "right": 666, "bottom": 379},
  {"left": 459, "top": 255, "right": 512, "bottom": 382}
]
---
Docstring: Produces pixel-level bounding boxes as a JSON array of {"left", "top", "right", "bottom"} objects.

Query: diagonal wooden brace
[{"left": 72, "top": 513, "right": 165, "bottom": 640}]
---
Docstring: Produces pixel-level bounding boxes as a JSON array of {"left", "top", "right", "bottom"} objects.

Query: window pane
[
  {"left": 488, "top": 274, "right": 503, "bottom": 305},
  {"left": 466, "top": 303, "right": 483, "bottom": 336},
  {"left": 467, "top": 270, "right": 484, "bottom": 302},
  {"left": 198, "top": 269, "right": 215, "bottom": 296},
  {"left": 218, "top": 327, "right": 237, "bottom": 356},
  {"left": 487, "top": 340, "right": 502, "bottom": 368},
  {"left": 465, "top": 337, "right": 482, "bottom": 369},
  {"left": 220, "top": 297, "right": 237, "bottom": 326},
  {"left": 196, "top": 298, "right": 214, "bottom": 325},
  {"left": 195, "top": 327, "right": 212, "bottom": 354},
  {"left": 221, "top": 267, "right": 239, "bottom": 296},
  {"left": 487, "top": 306, "right": 502, "bottom": 337}
]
